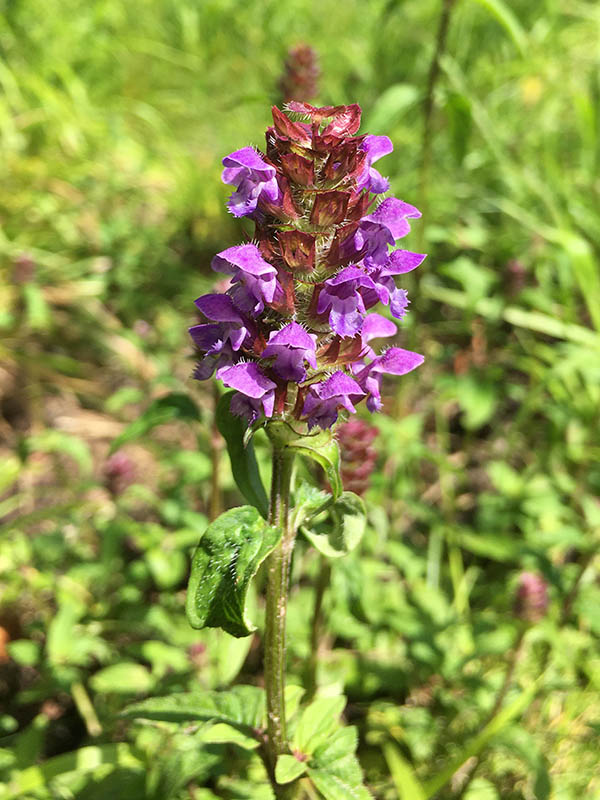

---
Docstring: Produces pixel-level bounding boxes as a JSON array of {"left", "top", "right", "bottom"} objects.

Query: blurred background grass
[{"left": 1, "top": 0, "right": 600, "bottom": 798}]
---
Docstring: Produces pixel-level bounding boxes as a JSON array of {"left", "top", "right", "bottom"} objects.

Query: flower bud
[
  {"left": 104, "top": 451, "right": 136, "bottom": 497},
  {"left": 514, "top": 572, "right": 549, "bottom": 622},
  {"left": 13, "top": 253, "right": 36, "bottom": 285},
  {"left": 337, "top": 418, "right": 378, "bottom": 495},
  {"left": 279, "top": 44, "right": 320, "bottom": 103}
]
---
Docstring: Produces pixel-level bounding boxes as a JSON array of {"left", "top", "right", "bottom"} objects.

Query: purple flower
[
  {"left": 302, "top": 371, "right": 365, "bottom": 430},
  {"left": 355, "top": 347, "right": 424, "bottom": 412},
  {"left": 217, "top": 362, "right": 277, "bottom": 422},
  {"left": 222, "top": 147, "right": 281, "bottom": 218},
  {"left": 363, "top": 248, "right": 426, "bottom": 320},
  {"left": 354, "top": 198, "right": 422, "bottom": 265},
  {"left": 357, "top": 135, "right": 393, "bottom": 194},
  {"left": 189, "top": 294, "right": 254, "bottom": 379},
  {"left": 317, "top": 267, "right": 386, "bottom": 338},
  {"left": 212, "top": 244, "right": 281, "bottom": 315},
  {"left": 262, "top": 322, "right": 317, "bottom": 382},
  {"left": 360, "top": 313, "right": 397, "bottom": 357}
]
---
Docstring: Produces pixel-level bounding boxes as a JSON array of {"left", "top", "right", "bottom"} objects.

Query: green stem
[
  {"left": 305, "top": 558, "right": 331, "bottom": 702},
  {"left": 560, "top": 550, "right": 595, "bottom": 625},
  {"left": 264, "top": 445, "right": 297, "bottom": 794},
  {"left": 418, "top": 0, "right": 457, "bottom": 251},
  {"left": 71, "top": 681, "right": 102, "bottom": 737}
]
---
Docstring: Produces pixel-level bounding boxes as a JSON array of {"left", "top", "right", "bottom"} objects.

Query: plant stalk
[
  {"left": 418, "top": 0, "right": 457, "bottom": 250},
  {"left": 264, "top": 445, "right": 297, "bottom": 793},
  {"left": 305, "top": 558, "right": 331, "bottom": 702}
]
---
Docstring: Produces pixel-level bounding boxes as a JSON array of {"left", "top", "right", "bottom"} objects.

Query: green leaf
[
  {"left": 8, "top": 640, "right": 40, "bottom": 667},
  {"left": 312, "top": 727, "right": 358, "bottom": 767},
  {"left": 288, "top": 429, "right": 342, "bottom": 501},
  {"left": 22, "top": 283, "right": 51, "bottom": 330},
  {"left": 275, "top": 754, "right": 307, "bottom": 784},
  {"left": 383, "top": 742, "right": 427, "bottom": 800},
  {"left": 301, "top": 492, "right": 366, "bottom": 558},
  {"left": 46, "top": 605, "right": 81, "bottom": 666},
  {"left": 216, "top": 391, "right": 269, "bottom": 517},
  {"left": 308, "top": 758, "right": 371, "bottom": 800},
  {"left": 487, "top": 461, "right": 524, "bottom": 498},
  {"left": 13, "top": 715, "right": 49, "bottom": 769},
  {"left": 0, "top": 455, "right": 20, "bottom": 493},
  {"left": 146, "top": 729, "right": 221, "bottom": 800},
  {"left": 285, "top": 685, "right": 306, "bottom": 721},
  {"left": 293, "top": 695, "right": 346, "bottom": 755},
  {"left": 201, "top": 722, "right": 260, "bottom": 750},
  {"left": 464, "top": 778, "right": 500, "bottom": 799},
  {"left": 26, "top": 430, "right": 92, "bottom": 476},
  {"left": 121, "top": 685, "right": 265, "bottom": 731},
  {"left": 89, "top": 662, "right": 154, "bottom": 695},
  {"left": 456, "top": 530, "right": 524, "bottom": 562},
  {"left": 365, "top": 83, "right": 418, "bottom": 132},
  {"left": 109, "top": 393, "right": 200, "bottom": 453},
  {"left": 454, "top": 375, "right": 498, "bottom": 430},
  {"left": 145, "top": 546, "right": 187, "bottom": 589},
  {"left": 291, "top": 482, "right": 332, "bottom": 530},
  {"left": 0, "top": 744, "right": 142, "bottom": 800},
  {"left": 306, "top": 726, "right": 372, "bottom": 800},
  {"left": 140, "top": 641, "right": 191, "bottom": 677},
  {"left": 186, "top": 506, "right": 281, "bottom": 637}
]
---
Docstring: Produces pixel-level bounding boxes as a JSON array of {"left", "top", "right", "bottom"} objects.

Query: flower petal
[
  {"left": 217, "top": 362, "right": 276, "bottom": 398},
  {"left": 211, "top": 244, "right": 276, "bottom": 277}
]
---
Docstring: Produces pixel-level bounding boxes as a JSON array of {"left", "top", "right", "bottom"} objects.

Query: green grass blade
[
  {"left": 383, "top": 742, "right": 427, "bottom": 800},
  {"left": 424, "top": 675, "right": 543, "bottom": 798},
  {"left": 469, "top": 0, "right": 528, "bottom": 54}
]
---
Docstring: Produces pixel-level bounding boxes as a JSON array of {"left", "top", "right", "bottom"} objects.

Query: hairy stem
[{"left": 264, "top": 446, "right": 297, "bottom": 794}]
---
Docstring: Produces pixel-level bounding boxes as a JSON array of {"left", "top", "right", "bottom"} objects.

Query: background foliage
[{"left": 1, "top": 0, "right": 599, "bottom": 797}]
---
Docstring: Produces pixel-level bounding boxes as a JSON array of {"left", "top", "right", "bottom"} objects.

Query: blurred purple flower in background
[{"left": 514, "top": 572, "right": 549, "bottom": 622}]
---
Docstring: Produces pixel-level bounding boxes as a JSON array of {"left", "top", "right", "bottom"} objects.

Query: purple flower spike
[
  {"left": 514, "top": 572, "right": 549, "bottom": 622},
  {"left": 212, "top": 244, "right": 280, "bottom": 314},
  {"left": 357, "top": 135, "right": 393, "bottom": 194},
  {"left": 317, "top": 267, "right": 385, "bottom": 338},
  {"left": 217, "top": 362, "right": 277, "bottom": 422},
  {"left": 355, "top": 198, "right": 422, "bottom": 265},
  {"left": 191, "top": 105, "right": 426, "bottom": 429},
  {"left": 262, "top": 322, "right": 317, "bottom": 382},
  {"left": 355, "top": 347, "right": 424, "bottom": 412},
  {"left": 222, "top": 147, "right": 281, "bottom": 218},
  {"left": 302, "top": 371, "right": 365, "bottom": 430}
]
